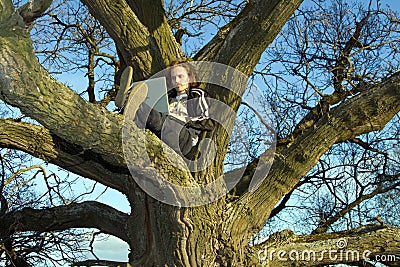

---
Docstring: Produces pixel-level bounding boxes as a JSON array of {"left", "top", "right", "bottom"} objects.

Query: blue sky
[{"left": 381, "top": 0, "right": 400, "bottom": 9}]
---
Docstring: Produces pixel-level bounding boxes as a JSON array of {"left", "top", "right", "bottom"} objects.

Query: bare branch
[
  {"left": 313, "top": 177, "right": 400, "bottom": 234},
  {"left": 0, "top": 201, "right": 130, "bottom": 242}
]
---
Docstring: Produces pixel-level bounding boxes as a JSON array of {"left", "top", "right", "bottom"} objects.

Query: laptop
[{"left": 132, "top": 77, "right": 170, "bottom": 114}]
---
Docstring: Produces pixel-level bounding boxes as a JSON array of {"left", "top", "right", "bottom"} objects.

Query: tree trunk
[{"left": 1, "top": 0, "right": 399, "bottom": 266}]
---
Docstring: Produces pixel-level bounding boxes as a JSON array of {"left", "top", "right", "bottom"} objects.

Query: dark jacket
[
  {"left": 168, "top": 87, "right": 214, "bottom": 131},
  {"left": 137, "top": 87, "right": 215, "bottom": 156}
]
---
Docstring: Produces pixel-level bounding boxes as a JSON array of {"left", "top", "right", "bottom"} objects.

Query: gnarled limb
[
  {"left": 0, "top": 118, "right": 132, "bottom": 194},
  {"left": 247, "top": 224, "right": 400, "bottom": 266},
  {"left": 81, "top": 0, "right": 183, "bottom": 80},
  {"left": 224, "top": 73, "right": 400, "bottom": 247},
  {"left": 195, "top": 0, "right": 304, "bottom": 75},
  {"left": 0, "top": 201, "right": 130, "bottom": 242}
]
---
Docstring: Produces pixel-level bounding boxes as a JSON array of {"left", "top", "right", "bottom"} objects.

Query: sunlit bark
[{"left": 0, "top": 0, "right": 399, "bottom": 266}]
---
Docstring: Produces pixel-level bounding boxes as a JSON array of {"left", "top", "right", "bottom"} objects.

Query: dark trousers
[{"left": 135, "top": 103, "right": 194, "bottom": 156}]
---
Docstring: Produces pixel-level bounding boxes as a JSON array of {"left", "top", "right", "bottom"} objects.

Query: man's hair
[{"left": 167, "top": 59, "right": 199, "bottom": 93}]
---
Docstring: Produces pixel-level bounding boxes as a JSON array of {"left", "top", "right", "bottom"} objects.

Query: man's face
[{"left": 170, "top": 66, "right": 191, "bottom": 95}]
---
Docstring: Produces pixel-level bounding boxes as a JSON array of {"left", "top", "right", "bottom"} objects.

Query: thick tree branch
[
  {"left": 126, "top": 0, "right": 184, "bottom": 63},
  {"left": 79, "top": 0, "right": 152, "bottom": 80},
  {"left": 195, "top": 0, "right": 304, "bottom": 76},
  {"left": 0, "top": 0, "right": 13, "bottom": 22},
  {"left": 224, "top": 73, "right": 400, "bottom": 246},
  {"left": 0, "top": 118, "right": 132, "bottom": 194},
  {"left": 0, "top": 201, "right": 130, "bottom": 243},
  {"left": 247, "top": 225, "right": 400, "bottom": 266},
  {"left": 278, "top": 84, "right": 365, "bottom": 149},
  {"left": 81, "top": 0, "right": 182, "bottom": 80},
  {"left": 0, "top": 22, "right": 126, "bottom": 167},
  {"left": 18, "top": 0, "right": 52, "bottom": 25}
]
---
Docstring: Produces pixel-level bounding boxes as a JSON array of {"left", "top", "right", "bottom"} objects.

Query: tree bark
[
  {"left": 0, "top": 0, "right": 14, "bottom": 21},
  {"left": 1, "top": 0, "right": 400, "bottom": 266},
  {"left": 0, "top": 201, "right": 130, "bottom": 242},
  {"left": 0, "top": 118, "right": 132, "bottom": 193},
  {"left": 249, "top": 225, "right": 400, "bottom": 266},
  {"left": 80, "top": 0, "right": 183, "bottom": 80},
  {"left": 195, "top": 0, "right": 304, "bottom": 75}
]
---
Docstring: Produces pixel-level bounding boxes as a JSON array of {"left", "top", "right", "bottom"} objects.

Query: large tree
[{"left": 0, "top": 0, "right": 399, "bottom": 266}]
